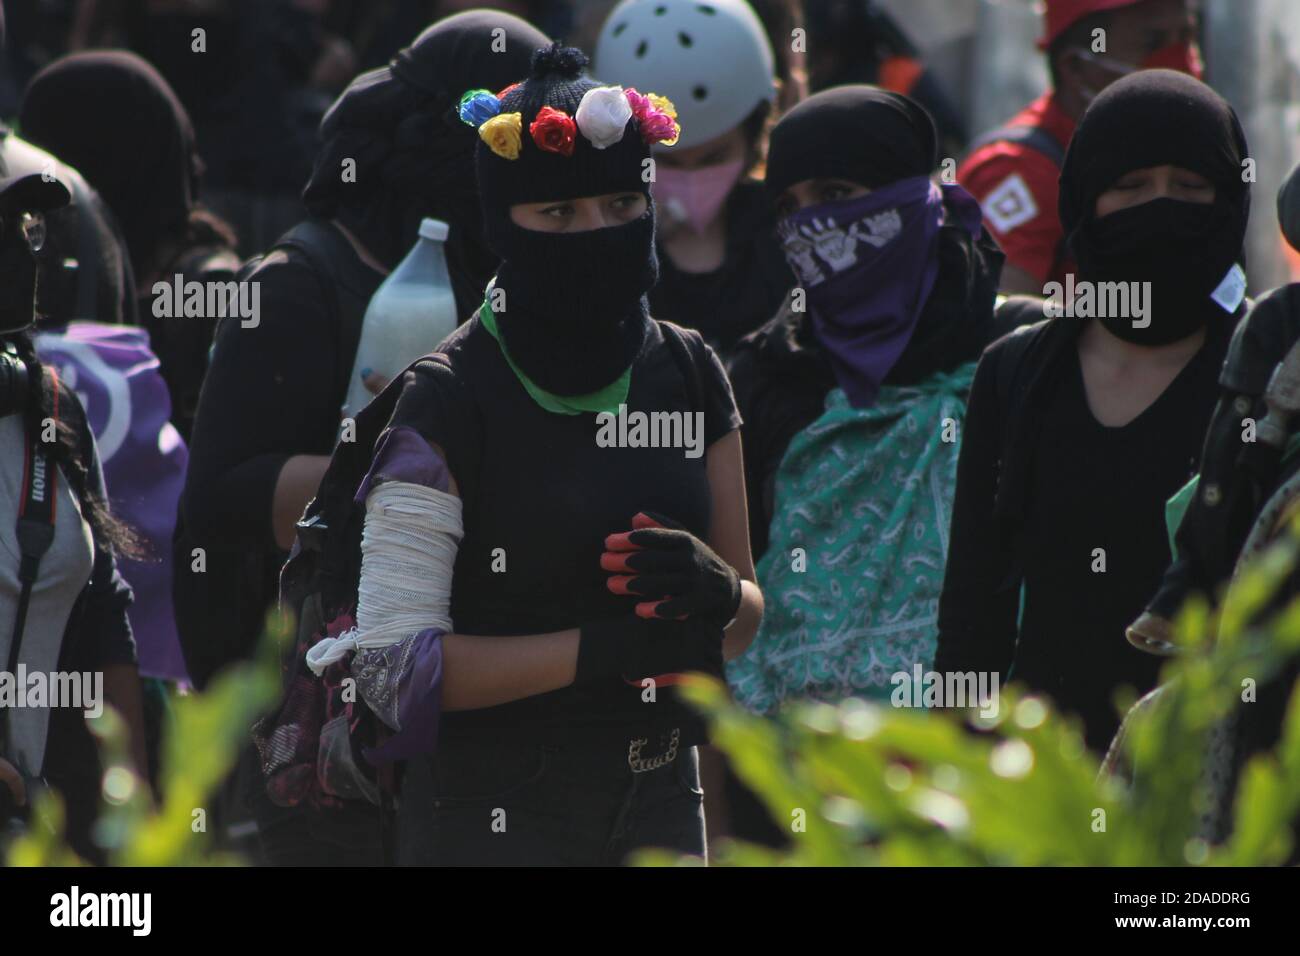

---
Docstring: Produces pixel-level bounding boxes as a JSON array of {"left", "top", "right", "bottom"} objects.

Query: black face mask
[
  {"left": 1072, "top": 197, "right": 1242, "bottom": 346},
  {"left": 491, "top": 208, "right": 659, "bottom": 395}
]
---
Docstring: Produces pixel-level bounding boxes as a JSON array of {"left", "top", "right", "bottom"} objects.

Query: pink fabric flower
[
  {"left": 640, "top": 109, "right": 680, "bottom": 146},
  {"left": 624, "top": 87, "right": 653, "bottom": 120}
]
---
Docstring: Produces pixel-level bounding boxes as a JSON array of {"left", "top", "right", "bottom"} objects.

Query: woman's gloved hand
[{"left": 600, "top": 511, "right": 742, "bottom": 631}]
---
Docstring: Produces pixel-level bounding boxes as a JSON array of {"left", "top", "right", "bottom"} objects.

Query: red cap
[{"left": 1039, "top": 0, "right": 1146, "bottom": 50}]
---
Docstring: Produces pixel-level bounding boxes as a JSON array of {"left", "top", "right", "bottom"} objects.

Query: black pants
[
  {"left": 418, "top": 732, "right": 706, "bottom": 866},
  {"left": 721, "top": 757, "right": 789, "bottom": 849},
  {"left": 252, "top": 775, "right": 387, "bottom": 866}
]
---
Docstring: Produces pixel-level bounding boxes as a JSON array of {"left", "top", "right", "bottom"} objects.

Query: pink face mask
[{"left": 652, "top": 159, "right": 745, "bottom": 234}]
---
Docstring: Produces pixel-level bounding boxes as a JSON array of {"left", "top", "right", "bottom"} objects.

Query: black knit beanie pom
[{"left": 530, "top": 43, "right": 588, "bottom": 80}]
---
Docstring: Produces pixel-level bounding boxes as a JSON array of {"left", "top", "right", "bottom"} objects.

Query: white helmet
[{"left": 594, "top": 0, "right": 777, "bottom": 152}]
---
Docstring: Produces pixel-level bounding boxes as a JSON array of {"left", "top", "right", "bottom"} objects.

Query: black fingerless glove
[
  {"left": 601, "top": 511, "right": 742, "bottom": 630},
  {"left": 575, "top": 614, "right": 725, "bottom": 686}
]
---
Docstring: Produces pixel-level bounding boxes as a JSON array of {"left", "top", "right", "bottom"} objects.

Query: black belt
[{"left": 438, "top": 717, "right": 695, "bottom": 774}]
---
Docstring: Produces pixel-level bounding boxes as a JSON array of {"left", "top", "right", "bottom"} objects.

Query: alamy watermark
[
  {"left": 890, "top": 665, "right": 1000, "bottom": 718},
  {"left": 151, "top": 274, "right": 260, "bottom": 328},
  {"left": 1042, "top": 275, "right": 1151, "bottom": 326},
  {"left": 50, "top": 886, "right": 151, "bottom": 935},
  {"left": 0, "top": 666, "right": 102, "bottom": 718},
  {"left": 595, "top": 404, "right": 706, "bottom": 459}
]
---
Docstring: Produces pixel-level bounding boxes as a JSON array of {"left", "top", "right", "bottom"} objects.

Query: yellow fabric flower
[
  {"left": 647, "top": 94, "right": 677, "bottom": 121},
  {"left": 479, "top": 112, "right": 523, "bottom": 160}
]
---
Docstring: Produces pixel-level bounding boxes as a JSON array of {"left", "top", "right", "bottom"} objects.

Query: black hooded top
[
  {"left": 302, "top": 9, "right": 550, "bottom": 313},
  {"left": 20, "top": 50, "right": 241, "bottom": 439},
  {"left": 936, "top": 70, "right": 1248, "bottom": 752},
  {"left": 20, "top": 50, "right": 202, "bottom": 280}
]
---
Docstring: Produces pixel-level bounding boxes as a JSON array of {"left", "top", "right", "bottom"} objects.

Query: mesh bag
[
  {"left": 251, "top": 368, "right": 411, "bottom": 810},
  {"left": 252, "top": 604, "right": 395, "bottom": 809}
]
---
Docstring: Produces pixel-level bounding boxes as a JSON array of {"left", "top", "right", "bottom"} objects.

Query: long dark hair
[{"left": 9, "top": 332, "right": 139, "bottom": 557}]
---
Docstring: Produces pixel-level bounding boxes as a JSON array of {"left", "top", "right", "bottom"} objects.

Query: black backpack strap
[
  {"left": 992, "top": 321, "right": 1043, "bottom": 440},
  {"left": 281, "top": 362, "right": 411, "bottom": 619},
  {"left": 4, "top": 369, "right": 62, "bottom": 740},
  {"left": 990, "top": 313, "right": 1077, "bottom": 543},
  {"left": 660, "top": 321, "right": 706, "bottom": 415},
  {"left": 1, "top": 368, "right": 95, "bottom": 758},
  {"left": 271, "top": 219, "right": 378, "bottom": 410},
  {"left": 965, "top": 124, "right": 1067, "bottom": 169}
]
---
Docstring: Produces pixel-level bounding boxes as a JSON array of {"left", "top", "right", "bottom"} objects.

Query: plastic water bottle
[{"left": 341, "top": 217, "right": 457, "bottom": 422}]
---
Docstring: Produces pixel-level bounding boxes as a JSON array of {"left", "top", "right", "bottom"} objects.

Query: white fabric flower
[{"left": 574, "top": 86, "right": 633, "bottom": 150}]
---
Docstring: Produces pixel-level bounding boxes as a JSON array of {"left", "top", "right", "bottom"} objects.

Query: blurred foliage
[
  {"left": 639, "top": 516, "right": 1300, "bottom": 867},
  {"left": 9, "top": 518, "right": 1300, "bottom": 868},
  {"left": 5, "top": 613, "right": 285, "bottom": 867}
]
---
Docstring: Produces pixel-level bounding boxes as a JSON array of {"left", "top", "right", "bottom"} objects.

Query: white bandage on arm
[{"left": 306, "top": 480, "right": 463, "bottom": 675}]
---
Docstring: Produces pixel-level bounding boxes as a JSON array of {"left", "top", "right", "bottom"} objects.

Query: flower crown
[{"left": 458, "top": 84, "right": 680, "bottom": 161}]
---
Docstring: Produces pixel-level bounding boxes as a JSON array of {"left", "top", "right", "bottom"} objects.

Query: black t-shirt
[
  {"left": 185, "top": 237, "right": 382, "bottom": 551},
  {"left": 1016, "top": 345, "right": 1215, "bottom": 748},
  {"left": 178, "top": 221, "right": 385, "bottom": 683},
  {"left": 648, "top": 180, "right": 793, "bottom": 357},
  {"left": 386, "top": 315, "right": 742, "bottom": 745},
  {"left": 937, "top": 317, "right": 1230, "bottom": 753}
]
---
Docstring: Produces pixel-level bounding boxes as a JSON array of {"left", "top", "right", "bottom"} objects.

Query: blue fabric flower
[{"left": 458, "top": 89, "right": 501, "bottom": 128}]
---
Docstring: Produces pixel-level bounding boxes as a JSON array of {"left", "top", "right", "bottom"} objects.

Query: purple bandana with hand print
[{"left": 779, "top": 177, "right": 979, "bottom": 408}]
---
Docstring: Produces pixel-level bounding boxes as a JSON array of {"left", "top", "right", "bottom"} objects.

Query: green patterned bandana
[{"left": 728, "top": 365, "right": 975, "bottom": 715}]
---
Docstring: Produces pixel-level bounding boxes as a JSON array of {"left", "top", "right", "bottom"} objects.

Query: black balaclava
[
  {"left": 1060, "top": 69, "right": 1251, "bottom": 346},
  {"left": 302, "top": 11, "right": 548, "bottom": 314},
  {"left": 20, "top": 50, "right": 199, "bottom": 279},
  {"left": 764, "top": 84, "right": 937, "bottom": 196},
  {"left": 474, "top": 44, "right": 659, "bottom": 396}
]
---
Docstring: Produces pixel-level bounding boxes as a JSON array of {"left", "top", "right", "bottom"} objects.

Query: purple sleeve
[
  {"left": 355, "top": 425, "right": 452, "bottom": 503},
  {"left": 357, "top": 627, "right": 445, "bottom": 765}
]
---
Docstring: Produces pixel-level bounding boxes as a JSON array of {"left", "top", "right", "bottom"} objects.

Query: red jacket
[{"left": 958, "top": 92, "right": 1078, "bottom": 286}]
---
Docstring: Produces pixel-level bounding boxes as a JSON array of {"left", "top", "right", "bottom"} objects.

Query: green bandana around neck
[{"left": 477, "top": 299, "right": 632, "bottom": 415}]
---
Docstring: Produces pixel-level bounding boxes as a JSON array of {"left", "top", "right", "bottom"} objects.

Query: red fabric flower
[
  {"left": 497, "top": 82, "right": 520, "bottom": 100},
  {"left": 529, "top": 105, "right": 577, "bottom": 157}
]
